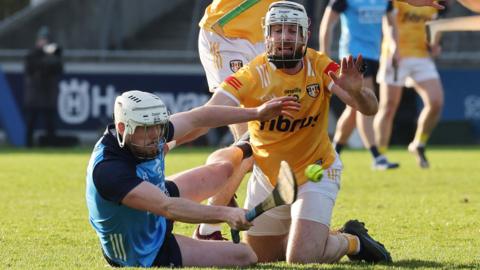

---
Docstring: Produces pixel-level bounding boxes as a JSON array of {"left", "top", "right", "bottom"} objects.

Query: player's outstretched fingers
[
  {"left": 347, "top": 55, "right": 354, "bottom": 70},
  {"left": 355, "top": 54, "right": 364, "bottom": 73},
  {"left": 281, "top": 110, "right": 295, "bottom": 118},
  {"left": 281, "top": 101, "right": 301, "bottom": 110},
  {"left": 341, "top": 57, "right": 347, "bottom": 72}
]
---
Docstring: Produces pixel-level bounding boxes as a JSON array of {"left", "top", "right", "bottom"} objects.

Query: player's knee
[
  {"left": 235, "top": 243, "right": 258, "bottom": 266},
  {"left": 286, "top": 251, "right": 337, "bottom": 264},
  {"left": 286, "top": 253, "right": 310, "bottom": 264},
  {"left": 287, "top": 248, "right": 321, "bottom": 264},
  {"left": 430, "top": 98, "right": 443, "bottom": 113},
  {"left": 381, "top": 100, "right": 398, "bottom": 119}
]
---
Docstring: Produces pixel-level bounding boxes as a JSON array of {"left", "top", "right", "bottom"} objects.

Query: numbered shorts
[
  {"left": 198, "top": 28, "right": 264, "bottom": 92},
  {"left": 377, "top": 56, "right": 440, "bottom": 87},
  {"left": 244, "top": 156, "right": 343, "bottom": 236}
]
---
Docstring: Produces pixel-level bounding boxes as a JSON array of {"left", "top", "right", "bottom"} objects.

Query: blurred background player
[
  {"left": 86, "top": 90, "right": 299, "bottom": 267},
  {"left": 374, "top": 0, "right": 446, "bottom": 168},
  {"left": 207, "top": 1, "right": 391, "bottom": 264},
  {"left": 23, "top": 25, "right": 63, "bottom": 147},
  {"left": 194, "top": 0, "right": 278, "bottom": 240},
  {"left": 319, "top": 0, "right": 400, "bottom": 170},
  {"left": 198, "top": 0, "right": 277, "bottom": 140}
]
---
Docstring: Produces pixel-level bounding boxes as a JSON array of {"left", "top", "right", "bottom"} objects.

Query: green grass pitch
[{"left": 0, "top": 146, "right": 479, "bottom": 269}]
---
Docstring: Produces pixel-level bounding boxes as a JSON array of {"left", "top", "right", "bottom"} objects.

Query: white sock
[{"left": 199, "top": 224, "right": 221, "bottom": 235}]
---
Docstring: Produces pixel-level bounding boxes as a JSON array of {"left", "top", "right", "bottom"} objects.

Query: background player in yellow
[
  {"left": 198, "top": 0, "right": 277, "bottom": 140},
  {"left": 374, "top": 0, "right": 445, "bottom": 168},
  {"left": 206, "top": 1, "right": 392, "bottom": 264},
  {"left": 195, "top": 0, "right": 278, "bottom": 240}
]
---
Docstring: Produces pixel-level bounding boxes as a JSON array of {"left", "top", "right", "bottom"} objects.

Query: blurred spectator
[{"left": 24, "top": 26, "right": 63, "bottom": 147}]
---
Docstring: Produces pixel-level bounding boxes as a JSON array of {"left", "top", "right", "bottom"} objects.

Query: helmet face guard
[
  {"left": 127, "top": 123, "right": 168, "bottom": 160},
  {"left": 264, "top": 1, "right": 309, "bottom": 69},
  {"left": 114, "top": 90, "right": 169, "bottom": 160}
]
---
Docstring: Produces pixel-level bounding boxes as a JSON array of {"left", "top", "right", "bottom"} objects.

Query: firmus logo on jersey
[{"left": 259, "top": 114, "right": 320, "bottom": 132}]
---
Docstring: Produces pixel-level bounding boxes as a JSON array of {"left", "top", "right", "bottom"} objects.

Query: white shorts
[
  {"left": 377, "top": 57, "right": 440, "bottom": 87},
  {"left": 198, "top": 28, "right": 264, "bottom": 92},
  {"left": 244, "top": 156, "right": 343, "bottom": 236}
]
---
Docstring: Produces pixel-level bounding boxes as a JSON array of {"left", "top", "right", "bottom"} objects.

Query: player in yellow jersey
[
  {"left": 193, "top": 0, "right": 442, "bottom": 241},
  {"left": 374, "top": 0, "right": 444, "bottom": 168},
  {"left": 206, "top": 1, "right": 392, "bottom": 264}
]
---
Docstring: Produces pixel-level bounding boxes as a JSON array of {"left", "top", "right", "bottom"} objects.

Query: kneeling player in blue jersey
[{"left": 86, "top": 90, "right": 299, "bottom": 267}]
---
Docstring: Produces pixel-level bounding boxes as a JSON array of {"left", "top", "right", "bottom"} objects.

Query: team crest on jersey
[
  {"left": 306, "top": 84, "right": 320, "bottom": 98},
  {"left": 229, "top": 60, "right": 243, "bottom": 72}
]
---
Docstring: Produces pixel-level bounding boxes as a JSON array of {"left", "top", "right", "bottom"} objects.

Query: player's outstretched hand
[
  {"left": 328, "top": 54, "right": 364, "bottom": 96},
  {"left": 256, "top": 96, "right": 300, "bottom": 121},
  {"left": 226, "top": 208, "right": 253, "bottom": 231},
  {"left": 403, "top": 0, "right": 445, "bottom": 9}
]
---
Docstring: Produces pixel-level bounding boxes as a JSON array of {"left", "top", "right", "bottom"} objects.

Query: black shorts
[
  {"left": 151, "top": 180, "right": 182, "bottom": 267},
  {"left": 361, "top": 58, "right": 379, "bottom": 79},
  {"left": 102, "top": 180, "right": 182, "bottom": 268}
]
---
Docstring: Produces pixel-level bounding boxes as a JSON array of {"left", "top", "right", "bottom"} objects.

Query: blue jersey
[
  {"left": 331, "top": 0, "right": 392, "bottom": 60},
  {"left": 86, "top": 124, "right": 174, "bottom": 267}
]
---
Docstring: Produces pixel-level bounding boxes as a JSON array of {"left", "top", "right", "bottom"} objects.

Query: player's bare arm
[
  {"left": 329, "top": 55, "right": 379, "bottom": 115},
  {"left": 318, "top": 6, "right": 340, "bottom": 55},
  {"left": 398, "top": 0, "right": 445, "bottom": 9},
  {"left": 458, "top": 0, "right": 480, "bottom": 12},
  {"left": 170, "top": 96, "right": 300, "bottom": 140},
  {"left": 166, "top": 91, "right": 240, "bottom": 146},
  {"left": 122, "top": 181, "right": 252, "bottom": 230},
  {"left": 385, "top": 10, "right": 400, "bottom": 65}
]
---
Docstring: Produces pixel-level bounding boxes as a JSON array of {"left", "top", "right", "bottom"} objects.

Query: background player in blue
[
  {"left": 86, "top": 90, "right": 300, "bottom": 267},
  {"left": 319, "top": 0, "right": 399, "bottom": 169}
]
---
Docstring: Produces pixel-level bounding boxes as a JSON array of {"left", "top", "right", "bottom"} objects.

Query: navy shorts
[
  {"left": 151, "top": 181, "right": 182, "bottom": 267},
  {"left": 361, "top": 58, "right": 379, "bottom": 79},
  {"left": 355, "top": 57, "right": 380, "bottom": 94},
  {"left": 102, "top": 180, "right": 182, "bottom": 268}
]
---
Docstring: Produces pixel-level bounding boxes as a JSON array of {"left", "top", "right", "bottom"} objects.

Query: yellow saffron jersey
[
  {"left": 199, "top": 0, "right": 277, "bottom": 44},
  {"left": 387, "top": 1, "right": 438, "bottom": 58},
  {"left": 219, "top": 48, "right": 340, "bottom": 186}
]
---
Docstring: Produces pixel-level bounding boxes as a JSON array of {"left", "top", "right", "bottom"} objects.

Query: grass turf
[{"left": 0, "top": 146, "right": 479, "bottom": 269}]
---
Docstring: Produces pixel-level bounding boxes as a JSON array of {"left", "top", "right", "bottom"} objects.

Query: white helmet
[
  {"left": 264, "top": 1, "right": 309, "bottom": 68},
  {"left": 114, "top": 90, "right": 169, "bottom": 149}
]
